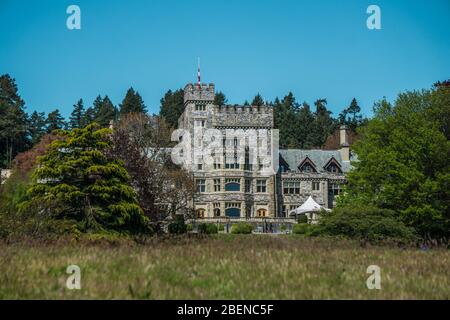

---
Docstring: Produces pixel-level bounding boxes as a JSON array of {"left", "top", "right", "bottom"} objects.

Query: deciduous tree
[{"left": 340, "top": 86, "right": 450, "bottom": 239}]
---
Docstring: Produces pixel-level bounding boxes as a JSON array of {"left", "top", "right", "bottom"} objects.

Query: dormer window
[
  {"left": 324, "top": 157, "right": 342, "bottom": 174},
  {"left": 298, "top": 156, "right": 317, "bottom": 173},
  {"left": 326, "top": 163, "right": 340, "bottom": 173},
  {"left": 301, "top": 163, "right": 314, "bottom": 173}
]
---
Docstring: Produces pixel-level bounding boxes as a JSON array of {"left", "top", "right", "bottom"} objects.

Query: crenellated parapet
[
  {"left": 213, "top": 104, "right": 274, "bottom": 128},
  {"left": 184, "top": 83, "right": 215, "bottom": 103}
]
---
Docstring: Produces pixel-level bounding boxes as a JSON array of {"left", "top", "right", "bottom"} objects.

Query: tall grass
[{"left": 0, "top": 235, "right": 448, "bottom": 299}]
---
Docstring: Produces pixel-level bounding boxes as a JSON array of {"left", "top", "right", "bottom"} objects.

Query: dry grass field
[{"left": 0, "top": 235, "right": 448, "bottom": 299}]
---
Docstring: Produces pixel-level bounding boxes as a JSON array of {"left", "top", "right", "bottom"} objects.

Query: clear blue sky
[{"left": 1, "top": 0, "right": 449, "bottom": 118}]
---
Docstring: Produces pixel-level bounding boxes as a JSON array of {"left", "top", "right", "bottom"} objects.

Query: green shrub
[
  {"left": 297, "top": 214, "right": 308, "bottom": 224},
  {"left": 315, "top": 206, "right": 418, "bottom": 242},
  {"left": 293, "top": 223, "right": 310, "bottom": 235},
  {"left": 280, "top": 225, "right": 287, "bottom": 231},
  {"left": 231, "top": 222, "right": 253, "bottom": 234},
  {"left": 198, "top": 223, "right": 218, "bottom": 234},
  {"left": 186, "top": 224, "right": 193, "bottom": 232},
  {"left": 168, "top": 215, "right": 187, "bottom": 234},
  {"left": 218, "top": 224, "right": 225, "bottom": 232}
]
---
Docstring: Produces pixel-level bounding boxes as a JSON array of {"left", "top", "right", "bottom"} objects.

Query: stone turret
[{"left": 184, "top": 83, "right": 215, "bottom": 104}]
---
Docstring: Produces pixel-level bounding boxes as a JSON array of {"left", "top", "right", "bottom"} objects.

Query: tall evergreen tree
[
  {"left": 274, "top": 93, "right": 300, "bottom": 148},
  {"left": 297, "top": 102, "right": 315, "bottom": 148},
  {"left": 214, "top": 91, "right": 227, "bottom": 106},
  {"left": 251, "top": 93, "right": 264, "bottom": 106},
  {"left": 338, "top": 98, "right": 366, "bottom": 131},
  {"left": 95, "top": 95, "right": 117, "bottom": 127},
  {"left": 82, "top": 107, "right": 96, "bottom": 127},
  {"left": 92, "top": 95, "right": 116, "bottom": 127},
  {"left": 159, "top": 89, "right": 184, "bottom": 128},
  {"left": 0, "top": 74, "right": 29, "bottom": 167},
  {"left": 28, "top": 111, "right": 47, "bottom": 145},
  {"left": 46, "top": 109, "right": 66, "bottom": 133},
  {"left": 306, "top": 99, "right": 337, "bottom": 147},
  {"left": 119, "top": 87, "right": 147, "bottom": 116},
  {"left": 69, "top": 99, "right": 85, "bottom": 129},
  {"left": 346, "top": 98, "right": 363, "bottom": 130},
  {"left": 23, "top": 123, "right": 149, "bottom": 233}
]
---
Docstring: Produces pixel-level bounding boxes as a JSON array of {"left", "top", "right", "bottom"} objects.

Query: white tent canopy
[{"left": 289, "top": 196, "right": 331, "bottom": 216}]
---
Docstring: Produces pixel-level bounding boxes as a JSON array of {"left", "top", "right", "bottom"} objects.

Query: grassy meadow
[{"left": 0, "top": 235, "right": 448, "bottom": 299}]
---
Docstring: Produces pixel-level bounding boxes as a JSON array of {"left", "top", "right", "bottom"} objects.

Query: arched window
[
  {"left": 214, "top": 208, "right": 221, "bottom": 217},
  {"left": 257, "top": 209, "right": 267, "bottom": 217},
  {"left": 196, "top": 208, "right": 206, "bottom": 218}
]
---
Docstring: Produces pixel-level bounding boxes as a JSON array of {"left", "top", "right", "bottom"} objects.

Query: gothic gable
[
  {"left": 324, "top": 157, "right": 342, "bottom": 173},
  {"left": 298, "top": 156, "right": 317, "bottom": 173}
]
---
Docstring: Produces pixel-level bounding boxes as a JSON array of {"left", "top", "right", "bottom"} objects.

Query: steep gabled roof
[{"left": 279, "top": 149, "right": 351, "bottom": 173}]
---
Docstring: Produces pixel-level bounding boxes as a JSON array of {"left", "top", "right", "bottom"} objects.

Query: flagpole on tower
[{"left": 197, "top": 57, "right": 201, "bottom": 89}]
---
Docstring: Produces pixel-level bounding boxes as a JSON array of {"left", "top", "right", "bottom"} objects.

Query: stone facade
[{"left": 178, "top": 83, "right": 351, "bottom": 219}]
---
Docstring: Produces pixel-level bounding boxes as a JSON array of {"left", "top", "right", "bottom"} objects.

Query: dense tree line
[
  {"left": 0, "top": 74, "right": 148, "bottom": 168},
  {"left": 158, "top": 88, "right": 367, "bottom": 149}
]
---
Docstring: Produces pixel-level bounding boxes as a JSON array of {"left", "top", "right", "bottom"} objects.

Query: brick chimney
[{"left": 339, "top": 125, "right": 350, "bottom": 161}]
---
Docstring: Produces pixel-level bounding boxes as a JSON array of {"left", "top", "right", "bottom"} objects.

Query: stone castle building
[{"left": 177, "top": 83, "right": 352, "bottom": 220}]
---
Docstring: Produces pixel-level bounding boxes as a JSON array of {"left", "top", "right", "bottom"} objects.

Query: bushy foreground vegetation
[
  {"left": 0, "top": 235, "right": 448, "bottom": 299},
  {"left": 339, "top": 83, "right": 450, "bottom": 239},
  {"left": 292, "top": 206, "right": 419, "bottom": 243},
  {"left": 315, "top": 206, "right": 418, "bottom": 242},
  {"left": 231, "top": 223, "right": 253, "bottom": 234}
]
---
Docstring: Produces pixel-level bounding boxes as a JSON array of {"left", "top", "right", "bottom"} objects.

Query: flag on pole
[{"left": 197, "top": 57, "right": 201, "bottom": 89}]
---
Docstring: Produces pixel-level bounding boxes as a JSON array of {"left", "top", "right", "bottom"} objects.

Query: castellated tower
[
  {"left": 178, "top": 83, "right": 215, "bottom": 130},
  {"left": 177, "top": 83, "right": 277, "bottom": 219}
]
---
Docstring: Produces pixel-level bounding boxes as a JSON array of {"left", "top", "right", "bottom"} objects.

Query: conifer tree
[
  {"left": 46, "top": 109, "right": 66, "bottom": 133},
  {"left": 0, "top": 74, "right": 29, "bottom": 167},
  {"left": 69, "top": 99, "right": 85, "bottom": 129},
  {"left": 92, "top": 95, "right": 116, "bottom": 127},
  {"left": 28, "top": 111, "right": 47, "bottom": 145},
  {"left": 82, "top": 107, "right": 96, "bottom": 127},
  {"left": 346, "top": 98, "right": 363, "bottom": 131},
  {"left": 307, "top": 99, "right": 337, "bottom": 147},
  {"left": 251, "top": 93, "right": 264, "bottom": 106},
  {"left": 119, "top": 87, "right": 147, "bottom": 116},
  {"left": 23, "top": 123, "right": 149, "bottom": 233},
  {"left": 214, "top": 91, "right": 228, "bottom": 106},
  {"left": 159, "top": 89, "right": 184, "bottom": 128},
  {"left": 96, "top": 95, "right": 116, "bottom": 127}
]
